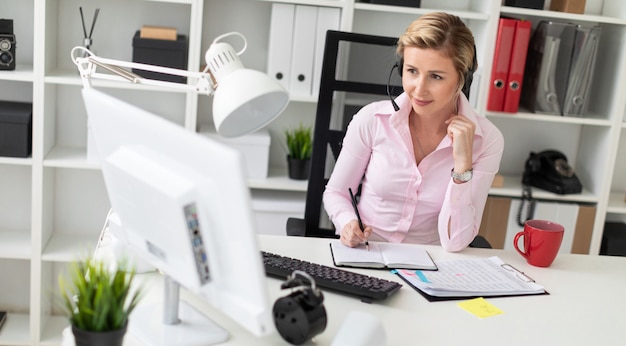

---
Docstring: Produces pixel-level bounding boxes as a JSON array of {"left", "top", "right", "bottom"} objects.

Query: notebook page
[
  {"left": 330, "top": 241, "right": 385, "bottom": 264},
  {"left": 379, "top": 243, "right": 435, "bottom": 269}
]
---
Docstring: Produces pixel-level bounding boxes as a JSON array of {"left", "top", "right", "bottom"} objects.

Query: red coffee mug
[{"left": 514, "top": 220, "right": 564, "bottom": 267}]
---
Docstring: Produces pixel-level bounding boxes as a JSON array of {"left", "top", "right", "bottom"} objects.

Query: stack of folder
[
  {"left": 267, "top": 3, "right": 341, "bottom": 99},
  {"left": 487, "top": 18, "right": 532, "bottom": 113},
  {"left": 521, "top": 21, "right": 601, "bottom": 117}
]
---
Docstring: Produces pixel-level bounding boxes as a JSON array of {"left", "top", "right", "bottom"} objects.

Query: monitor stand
[{"left": 130, "top": 275, "right": 229, "bottom": 346}]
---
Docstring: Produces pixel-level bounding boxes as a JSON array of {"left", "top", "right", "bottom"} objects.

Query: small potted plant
[
  {"left": 58, "top": 256, "right": 143, "bottom": 346},
  {"left": 285, "top": 124, "right": 313, "bottom": 180}
]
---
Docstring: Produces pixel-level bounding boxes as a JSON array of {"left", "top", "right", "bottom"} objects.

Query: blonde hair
[{"left": 396, "top": 12, "right": 476, "bottom": 92}]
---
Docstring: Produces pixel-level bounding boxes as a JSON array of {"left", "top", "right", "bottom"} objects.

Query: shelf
[
  {"left": 42, "top": 233, "right": 98, "bottom": 263},
  {"left": 39, "top": 315, "right": 67, "bottom": 346},
  {"left": 248, "top": 168, "right": 308, "bottom": 192},
  {"left": 501, "top": 6, "right": 626, "bottom": 25},
  {"left": 354, "top": 3, "right": 490, "bottom": 20},
  {"left": 607, "top": 191, "right": 626, "bottom": 214},
  {"left": 0, "top": 157, "right": 33, "bottom": 166},
  {"left": 145, "top": 0, "right": 197, "bottom": 4},
  {"left": 0, "top": 313, "right": 30, "bottom": 346},
  {"left": 42, "top": 147, "right": 308, "bottom": 191},
  {"left": 289, "top": 94, "right": 318, "bottom": 103},
  {"left": 0, "top": 230, "right": 31, "bottom": 260},
  {"left": 43, "top": 146, "right": 100, "bottom": 170},
  {"left": 486, "top": 111, "right": 613, "bottom": 127},
  {"left": 259, "top": 0, "right": 346, "bottom": 8},
  {"left": 0, "top": 65, "right": 34, "bottom": 83},
  {"left": 488, "top": 174, "right": 599, "bottom": 204}
]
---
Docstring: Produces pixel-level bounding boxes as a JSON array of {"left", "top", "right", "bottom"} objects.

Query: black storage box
[
  {"left": 601, "top": 222, "right": 626, "bottom": 256},
  {"left": 0, "top": 100, "right": 32, "bottom": 158},
  {"left": 504, "top": 0, "right": 545, "bottom": 10},
  {"left": 360, "top": 0, "right": 420, "bottom": 8},
  {"left": 132, "top": 31, "right": 188, "bottom": 83}
]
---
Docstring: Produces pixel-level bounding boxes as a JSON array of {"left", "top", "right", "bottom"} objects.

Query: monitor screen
[{"left": 81, "top": 88, "right": 274, "bottom": 345}]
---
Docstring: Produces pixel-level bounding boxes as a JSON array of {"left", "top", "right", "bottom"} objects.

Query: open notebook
[{"left": 329, "top": 241, "right": 437, "bottom": 270}]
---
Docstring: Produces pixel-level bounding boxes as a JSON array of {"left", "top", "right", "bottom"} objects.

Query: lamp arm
[
  {"left": 71, "top": 46, "right": 215, "bottom": 95},
  {"left": 71, "top": 32, "right": 289, "bottom": 137}
]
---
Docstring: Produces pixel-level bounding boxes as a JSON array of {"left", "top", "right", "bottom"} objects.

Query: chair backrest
[{"left": 302, "top": 30, "right": 399, "bottom": 237}]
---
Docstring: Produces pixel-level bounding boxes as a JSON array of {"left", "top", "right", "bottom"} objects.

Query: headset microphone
[{"left": 387, "top": 63, "right": 400, "bottom": 112}]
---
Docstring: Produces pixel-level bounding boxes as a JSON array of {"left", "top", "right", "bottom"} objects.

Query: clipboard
[{"left": 393, "top": 256, "right": 550, "bottom": 302}]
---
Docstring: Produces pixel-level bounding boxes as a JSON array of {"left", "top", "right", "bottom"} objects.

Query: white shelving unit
[
  {"left": 1, "top": 0, "right": 626, "bottom": 344},
  {"left": 1, "top": 0, "right": 209, "bottom": 345},
  {"left": 490, "top": 2, "right": 626, "bottom": 256}
]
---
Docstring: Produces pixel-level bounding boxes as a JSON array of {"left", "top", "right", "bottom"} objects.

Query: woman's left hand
[{"left": 445, "top": 115, "right": 475, "bottom": 172}]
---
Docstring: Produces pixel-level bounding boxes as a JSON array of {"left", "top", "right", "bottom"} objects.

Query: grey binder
[
  {"left": 562, "top": 25, "right": 601, "bottom": 117},
  {"left": 521, "top": 21, "right": 576, "bottom": 115}
]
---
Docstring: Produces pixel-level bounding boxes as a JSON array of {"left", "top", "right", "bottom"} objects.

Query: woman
[{"left": 323, "top": 12, "right": 504, "bottom": 252}]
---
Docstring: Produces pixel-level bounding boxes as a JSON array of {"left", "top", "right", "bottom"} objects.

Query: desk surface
[{"left": 110, "top": 235, "right": 626, "bottom": 346}]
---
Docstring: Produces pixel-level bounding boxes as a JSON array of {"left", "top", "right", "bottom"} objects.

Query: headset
[{"left": 387, "top": 44, "right": 477, "bottom": 112}]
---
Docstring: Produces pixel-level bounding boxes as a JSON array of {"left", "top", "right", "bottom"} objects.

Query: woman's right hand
[{"left": 340, "top": 220, "right": 371, "bottom": 247}]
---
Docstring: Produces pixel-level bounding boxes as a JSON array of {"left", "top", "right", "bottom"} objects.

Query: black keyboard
[{"left": 262, "top": 251, "right": 402, "bottom": 303}]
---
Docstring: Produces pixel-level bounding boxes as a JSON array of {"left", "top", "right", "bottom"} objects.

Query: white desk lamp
[{"left": 71, "top": 31, "right": 289, "bottom": 137}]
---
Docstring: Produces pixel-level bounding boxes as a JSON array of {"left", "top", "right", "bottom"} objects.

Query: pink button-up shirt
[{"left": 323, "top": 93, "right": 504, "bottom": 252}]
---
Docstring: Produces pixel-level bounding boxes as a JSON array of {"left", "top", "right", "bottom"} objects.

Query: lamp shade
[
  {"left": 213, "top": 68, "right": 289, "bottom": 137},
  {"left": 205, "top": 34, "right": 289, "bottom": 137}
]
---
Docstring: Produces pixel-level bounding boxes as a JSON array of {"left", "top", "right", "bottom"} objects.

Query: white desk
[
  {"left": 251, "top": 235, "right": 626, "bottom": 345},
  {"left": 76, "top": 235, "right": 626, "bottom": 345}
]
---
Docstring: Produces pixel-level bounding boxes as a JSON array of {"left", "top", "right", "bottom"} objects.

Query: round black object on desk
[{"left": 273, "top": 272, "right": 327, "bottom": 345}]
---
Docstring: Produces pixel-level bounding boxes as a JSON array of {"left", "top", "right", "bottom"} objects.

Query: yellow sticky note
[{"left": 457, "top": 298, "right": 503, "bottom": 319}]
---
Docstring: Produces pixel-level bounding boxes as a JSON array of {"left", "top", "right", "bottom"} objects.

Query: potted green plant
[
  {"left": 285, "top": 124, "right": 313, "bottom": 180},
  {"left": 58, "top": 256, "right": 143, "bottom": 346}
]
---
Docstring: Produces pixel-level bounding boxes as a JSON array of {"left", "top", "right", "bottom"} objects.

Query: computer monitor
[{"left": 81, "top": 88, "right": 274, "bottom": 345}]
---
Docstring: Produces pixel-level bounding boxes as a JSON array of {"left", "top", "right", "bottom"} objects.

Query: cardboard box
[
  {"left": 140, "top": 25, "right": 177, "bottom": 41},
  {"left": 0, "top": 100, "right": 32, "bottom": 158},
  {"left": 571, "top": 204, "right": 595, "bottom": 254},
  {"left": 550, "top": 0, "right": 586, "bottom": 14},
  {"left": 132, "top": 31, "right": 188, "bottom": 83},
  {"left": 491, "top": 174, "right": 504, "bottom": 188},
  {"left": 203, "top": 127, "right": 271, "bottom": 179},
  {"left": 478, "top": 197, "right": 512, "bottom": 249}
]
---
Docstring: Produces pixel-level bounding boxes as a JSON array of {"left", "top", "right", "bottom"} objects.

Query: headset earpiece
[
  {"left": 388, "top": 62, "right": 400, "bottom": 111},
  {"left": 461, "top": 44, "right": 478, "bottom": 99},
  {"left": 397, "top": 58, "right": 403, "bottom": 77},
  {"left": 461, "top": 70, "right": 473, "bottom": 99}
]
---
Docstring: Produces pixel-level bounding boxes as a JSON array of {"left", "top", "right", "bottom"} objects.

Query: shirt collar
[{"left": 381, "top": 92, "right": 484, "bottom": 139}]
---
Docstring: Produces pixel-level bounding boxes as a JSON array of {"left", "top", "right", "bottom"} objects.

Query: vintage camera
[{"left": 0, "top": 19, "right": 16, "bottom": 70}]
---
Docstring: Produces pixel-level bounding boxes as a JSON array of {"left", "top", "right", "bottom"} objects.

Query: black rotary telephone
[
  {"left": 517, "top": 150, "right": 582, "bottom": 226},
  {"left": 522, "top": 150, "right": 582, "bottom": 195}
]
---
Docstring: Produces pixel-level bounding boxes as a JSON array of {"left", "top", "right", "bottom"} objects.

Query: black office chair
[{"left": 286, "top": 30, "right": 491, "bottom": 249}]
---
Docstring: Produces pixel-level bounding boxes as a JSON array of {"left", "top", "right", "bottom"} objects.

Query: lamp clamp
[{"left": 273, "top": 270, "right": 327, "bottom": 345}]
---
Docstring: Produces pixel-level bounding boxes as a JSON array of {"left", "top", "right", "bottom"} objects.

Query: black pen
[{"left": 348, "top": 188, "right": 369, "bottom": 251}]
